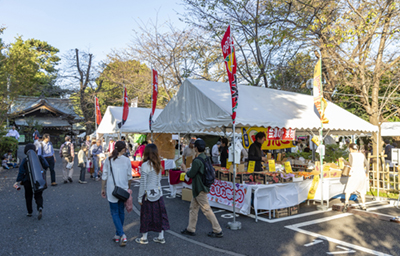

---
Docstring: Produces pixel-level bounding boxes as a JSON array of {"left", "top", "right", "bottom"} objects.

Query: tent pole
[
  {"left": 177, "top": 133, "right": 181, "bottom": 159},
  {"left": 227, "top": 122, "right": 241, "bottom": 230},
  {"left": 377, "top": 132, "right": 380, "bottom": 201}
]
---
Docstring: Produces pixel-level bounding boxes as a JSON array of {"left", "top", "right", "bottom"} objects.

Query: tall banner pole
[
  {"left": 222, "top": 25, "right": 241, "bottom": 230},
  {"left": 151, "top": 68, "right": 154, "bottom": 143},
  {"left": 319, "top": 57, "right": 324, "bottom": 208},
  {"left": 314, "top": 51, "right": 328, "bottom": 210},
  {"left": 150, "top": 69, "right": 158, "bottom": 143},
  {"left": 95, "top": 96, "right": 98, "bottom": 139}
]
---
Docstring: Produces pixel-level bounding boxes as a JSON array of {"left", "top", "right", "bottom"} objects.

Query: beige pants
[
  {"left": 187, "top": 191, "right": 222, "bottom": 233},
  {"left": 62, "top": 157, "right": 74, "bottom": 181}
]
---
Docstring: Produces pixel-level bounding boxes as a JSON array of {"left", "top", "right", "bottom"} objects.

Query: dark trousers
[
  {"left": 80, "top": 166, "right": 86, "bottom": 181},
  {"left": 45, "top": 157, "right": 56, "bottom": 183},
  {"left": 23, "top": 181, "right": 43, "bottom": 214}
]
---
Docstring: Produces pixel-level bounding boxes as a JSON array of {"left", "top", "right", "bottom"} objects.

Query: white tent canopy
[
  {"left": 153, "top": 79, "right": 378, "bottom": 135},
  {"left": 97, "top": 107, "right": 162, "bottom": 135},
  {"left": 381, "top": 122, "right": 400, "bottom": 137}
]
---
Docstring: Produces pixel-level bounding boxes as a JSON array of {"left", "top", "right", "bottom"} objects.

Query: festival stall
[
  {"left": 153, "top": 79, "right": 378, "bottom": 218},
  {"left": 97, "top": 106, "right": 176, "bottom": 176}
]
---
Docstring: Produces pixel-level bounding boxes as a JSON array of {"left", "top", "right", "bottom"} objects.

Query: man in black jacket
[
  {"left": 248, "top": 132, "right": 267, "bottom": 172},
  {"left": 16, "top": 144, "right": 49, "bottom": 220}
]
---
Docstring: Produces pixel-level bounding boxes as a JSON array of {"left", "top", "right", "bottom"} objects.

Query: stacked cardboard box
[
  {"left": 275, "top": 208, "right": 290, "bottom": 218},
  {"left": 289, "top": 205, "right": 299, "bottom": 215}
]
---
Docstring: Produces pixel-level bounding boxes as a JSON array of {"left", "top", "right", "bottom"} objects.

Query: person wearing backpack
[
  {"left": 180, "top": 139, "right": 223, "bottom": 238},
  {"left": 59, "top": 136, "right": 75, "bottom": 183}
]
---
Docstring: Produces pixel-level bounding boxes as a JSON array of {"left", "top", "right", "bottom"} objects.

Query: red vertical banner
[
  {"left": 95, "top": 96, "right": 102, "bottom": 125},
  {"left": 221, "top": 25, "right": 238, "bottom": 123},
  {"left": 118, "top": 86, "right": 129, "bottom": 128},
  {"left": 149, "top": 69, "right": 158, "bottom": 130}
]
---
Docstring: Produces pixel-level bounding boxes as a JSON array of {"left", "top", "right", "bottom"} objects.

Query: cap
[
  {"left": 189, "top": 139, "right": 196, "bottom": 144},
  {"left": 216, "top": 141, "right": 221, "bottom": 145},
  {"left": 194, "top": 139, "right": 206, "bottom": 149}
]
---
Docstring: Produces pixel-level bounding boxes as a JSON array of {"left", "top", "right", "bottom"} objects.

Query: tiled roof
[{"left": 9, "top": 96, "right": 81, "bottom": 119}]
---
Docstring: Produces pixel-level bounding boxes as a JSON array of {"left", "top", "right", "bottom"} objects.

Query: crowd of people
[{"left": 8, "top": 125, "right": 400, "bottom": 248}]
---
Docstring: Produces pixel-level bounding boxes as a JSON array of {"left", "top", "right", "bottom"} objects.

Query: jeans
[
  {"left": 80, "top": 166, "right": 86, "bottom": 181},
  {"left": 45, "top": 157, "right": 56, "bottom": 183},
  {"left": 93, "top": 157, "right": 99, "bottom": 178},
  {"left": 109, "top": 201, "right": 125, "bottom": 236}
]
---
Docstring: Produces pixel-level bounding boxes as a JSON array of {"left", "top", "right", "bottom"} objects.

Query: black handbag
[{"left": 109, "top": 159, "right": 130, "bottom": 202}]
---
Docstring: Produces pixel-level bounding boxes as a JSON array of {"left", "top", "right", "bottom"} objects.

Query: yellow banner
[
  {"left": 307, "top": 175, "right": 320, "bottom": 199},
  {"left": 313, "top": 59, "right": 329, "bottom": 124},
  {"left": 242, "top": 127, "right": 294, "bottom": 150}
]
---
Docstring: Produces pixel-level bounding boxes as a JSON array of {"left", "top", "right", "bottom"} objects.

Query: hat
[
  {"left": 189, "top": 139, "right": 196, "bottom": 144},
  {"left": 216, "top": 141, "right": 221, "bottom": 145},
  {"left": 194, "top": 139, "right": 206, "bottom": 149}
]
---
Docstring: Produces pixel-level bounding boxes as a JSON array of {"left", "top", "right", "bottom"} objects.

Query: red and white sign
[
  {"left": 95, "top": 96, "right": 102, "bottom": 125},
  {"left": 221, "top": 25, "right": 239, "bottom": 123},
  {"left": 208, "top": 180, "right": 247, "bottom": 209},
  {"left": 118, "top": 87, "right": 129, "bottom": 128},
  {"left": 267, "top": 127, "right": 296, "bottom": 141},
  {"left": 149, "top": 69, "right": 158, "bottom": 130}
]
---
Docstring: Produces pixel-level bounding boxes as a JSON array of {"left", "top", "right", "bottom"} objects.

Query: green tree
[
  {"left": 97, "top": 55, "right": 153, "bottom": 112},
  {"left": 0, "top": 35, "right": 61, "bottom": 126},
  {"left": 273, "top": 0, "right": 400, "bottom": 153}
]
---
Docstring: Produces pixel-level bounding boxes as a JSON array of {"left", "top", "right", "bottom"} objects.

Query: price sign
[
  {"left": 268, "top": 159, "right": 276, "bottom": 172},
  {"left": 248, "top": 161, "right": 255, "bottom": 173},
  {"left": 226, "top": 161, "right": 232, "bottom": 171},
  {"left": 284, "top": 161, "right": 293, "bottom": 173}
]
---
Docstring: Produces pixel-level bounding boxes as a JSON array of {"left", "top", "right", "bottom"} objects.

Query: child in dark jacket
[{"left": 16, "top": 144, "right": 49, "bottom": 220}]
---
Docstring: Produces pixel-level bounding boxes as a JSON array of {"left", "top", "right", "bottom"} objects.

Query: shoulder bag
[
  {"left": 341, "top": 158, "right": 351, "bottom": 177},
  {"left": 109, "top": 158, "right": 130, "bottom": 202}
]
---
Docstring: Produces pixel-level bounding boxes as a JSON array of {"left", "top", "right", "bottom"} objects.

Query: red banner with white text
[
  {"left": 221, "top": 25, "right": 239, "bottom": 123},
  {"left": 149, "top": 69, "right": 158, "bottom": 130},
  {"left": 95, "top": 96, "right": 102, "bottom": 125}
]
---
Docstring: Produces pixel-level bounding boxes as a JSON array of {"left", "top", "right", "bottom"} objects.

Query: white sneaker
[
  {"left": 153, "top": 237, "right": 166, "bottom": 244},
  {"left": 95, "top": 177, "right": 100, "bottom": 181},
  {"left": 79, "top": 180, "right": 87, "bottom": 184},
  {"left": 120, "top": 234, "right": 127, "bottom": 247},
  {"left": 113, "top": 235, "right": 120, "bottom": 243}
]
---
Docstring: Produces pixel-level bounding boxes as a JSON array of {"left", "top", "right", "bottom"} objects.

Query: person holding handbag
[
  {"left": 101, "top": 141, "right": 132, "bottom": 247},
  {"left": 78, "top": 144, "right": 88, "bottom": 184},
  {"left": 135, "top": 144, "right": 170, "bottom": 245},
  {"left": 343, "top": 143, "right": 369, "bottom": 212}
]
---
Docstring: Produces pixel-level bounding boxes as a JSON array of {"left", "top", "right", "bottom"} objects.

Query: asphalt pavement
[{"left": 0, "top": 146, "right": 399, "bottom": 256}]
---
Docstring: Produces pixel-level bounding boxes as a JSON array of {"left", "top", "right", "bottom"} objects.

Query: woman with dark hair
[
  {"left": 16, "top": 143, "right": 49, "bottom": 220},
  {"left": 136, "top": 144, "right": 170, "bottom": 245},
  {"left": 101, "top": 141, "right": 132, "bottom": 247},
  {"left": 133, "top": 141, "right": 148, "bottom": 160},
  {"left": 342, "top": 143, "right": 369, "bottom": 212}
]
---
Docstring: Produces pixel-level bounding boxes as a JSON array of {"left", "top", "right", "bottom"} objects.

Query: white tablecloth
[
  {"left": 208, "top": 180, "right": 313, "bottom": 216},
  {"left": 311, "top": 177, "right": 347, "bottom": 203},
  {"left": 164, "top": 159, "right": 176, "bottom": 170}
]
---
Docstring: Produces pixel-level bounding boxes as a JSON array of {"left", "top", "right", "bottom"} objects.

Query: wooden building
[{"left": 8, "top": 96, "right": 84, "bottom": 147}]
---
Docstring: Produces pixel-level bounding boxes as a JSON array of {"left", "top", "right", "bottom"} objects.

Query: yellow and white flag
[{"left": 313, "top": 59, "right": 329, "bottom": 124}]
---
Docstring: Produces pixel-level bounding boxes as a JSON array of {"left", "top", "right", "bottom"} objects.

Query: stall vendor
[
  {"left": 248, "top": 132, "right": 267, "bottom": 172},
  {"left": 220, "top": 138, "right": 229, "bottom": 168},
  {"left": 182, "top": 139, "right": 196, "bottom": 165}
]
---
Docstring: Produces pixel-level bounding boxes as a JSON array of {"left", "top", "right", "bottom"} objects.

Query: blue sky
[{"left": 0, "top": 0, "right": 187, "bottom": 63}]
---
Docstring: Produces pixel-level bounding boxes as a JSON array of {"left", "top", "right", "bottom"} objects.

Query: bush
[{"left": 0, "top": 136, "right": 19, "bottom": 157}]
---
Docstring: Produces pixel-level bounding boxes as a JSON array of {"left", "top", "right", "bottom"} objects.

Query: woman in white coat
[
  {"left": 101, "top": 141, "right": 132, "bottom": 246},
  {"left": 343, "top": 143, "right": 369, "bottom": 212}
]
